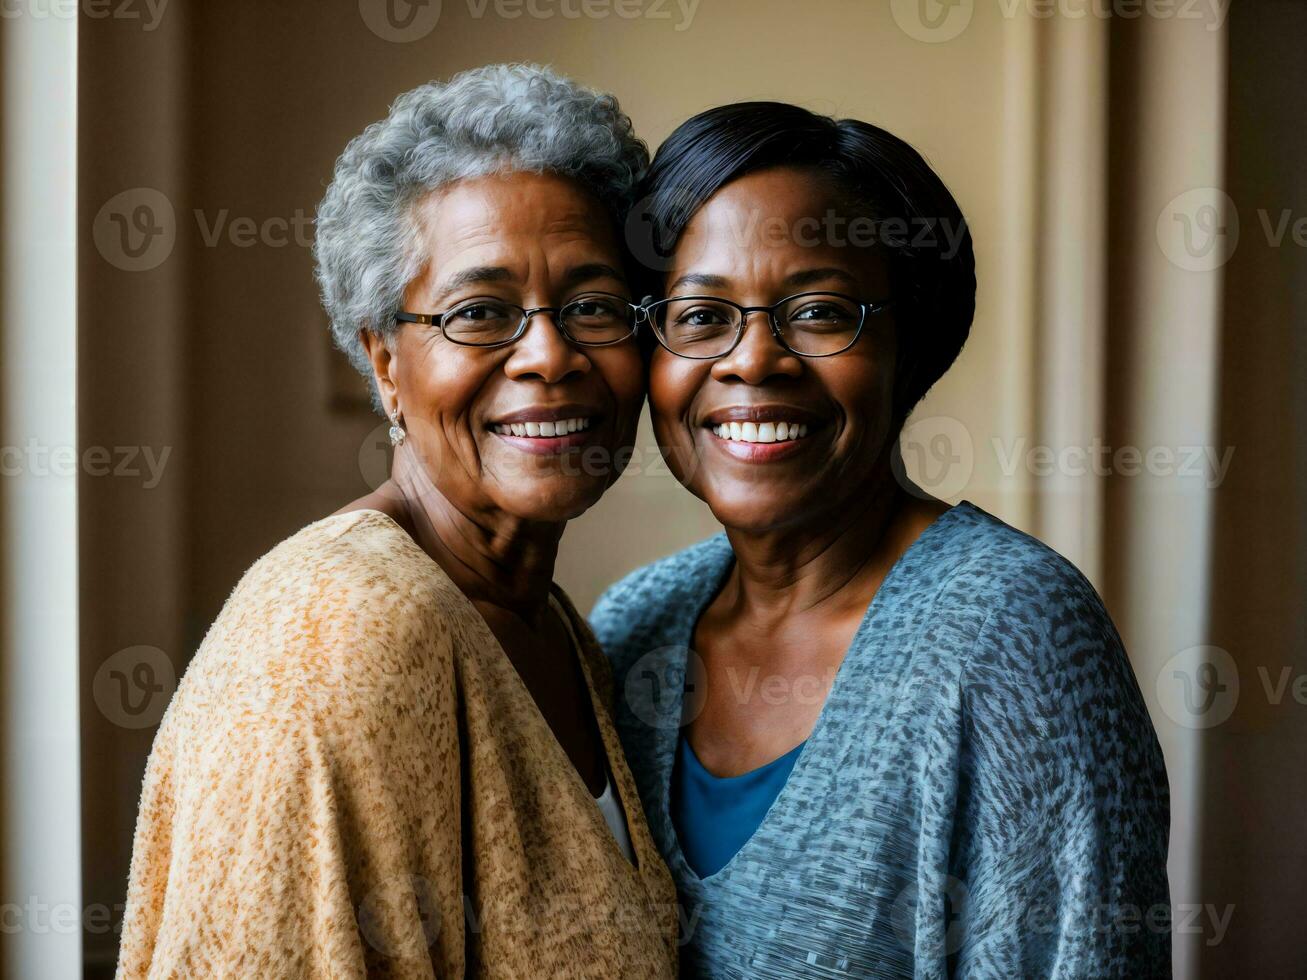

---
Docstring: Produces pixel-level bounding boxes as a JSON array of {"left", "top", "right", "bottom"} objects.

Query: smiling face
[
  {"left": 648, "top": 166, "right": 900, "bottom": 533},
  {"left": 366, "top": 171, "right": 645, "bottom": 524}
]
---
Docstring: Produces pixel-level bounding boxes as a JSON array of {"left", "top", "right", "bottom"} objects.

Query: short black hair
[{"left": 628, "top": 101, "right": 976, "bottom": 423}]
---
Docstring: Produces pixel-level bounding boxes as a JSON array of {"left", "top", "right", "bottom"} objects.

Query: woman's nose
[
  {"left": 710, "top": 311, "right": 802, "bottom": 386},
  {"left": 502, "top": 310, "right": 591, "bottom": 384}
]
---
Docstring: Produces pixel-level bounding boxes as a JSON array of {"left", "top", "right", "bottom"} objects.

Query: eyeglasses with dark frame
[
  {"left": 642, "top": 291, "right": 895, "bottom": 359},
  {"left": 395, "top": 291, "right": 643, "bottom": 349}
]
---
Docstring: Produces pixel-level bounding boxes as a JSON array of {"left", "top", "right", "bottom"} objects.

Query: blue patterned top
[
  {"left": 591, "top": 501, "right": 1170, "bottom": 978},
  {"left": 672, "top": 737, "right": 806, "bottom": 879}
]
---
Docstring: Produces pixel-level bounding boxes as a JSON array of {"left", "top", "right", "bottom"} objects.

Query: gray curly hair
[{"left": 313, "top": 63, "right": 648, "bottom": 407}]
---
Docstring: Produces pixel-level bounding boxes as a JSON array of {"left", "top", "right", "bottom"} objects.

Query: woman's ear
[{"left": 360, "top": 328, "right": 399, "bottom": 413}]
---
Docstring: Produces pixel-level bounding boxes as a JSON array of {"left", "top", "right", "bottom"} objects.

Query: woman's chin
[
  {"left": 498, "top": 478, "right": 607, "bottom": 524},
  {"left": 692, "top": 471, "right": 825, "bottom": 534},
  {"left": 705, "top": 498, "right": 810, "bottom": 535}
]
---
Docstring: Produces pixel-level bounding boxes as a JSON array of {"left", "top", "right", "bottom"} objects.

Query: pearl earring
[{"left": 388, "top": 409, "right": 406, "bottom": 447}]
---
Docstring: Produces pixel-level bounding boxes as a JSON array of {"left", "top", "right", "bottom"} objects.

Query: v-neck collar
[
  {"left": 342, "top": 508, "right": 665, "bottom": 883},
  {"left": 642, "top": 502, "right": 976, "bottom": 887}
]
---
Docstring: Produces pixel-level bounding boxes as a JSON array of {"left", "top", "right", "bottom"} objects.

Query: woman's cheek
[
  {"left": 594, "top": 347, "right": 646, "bottom": 445},
  {"left": 647, "top": 366, "right": 705, "bottom": 491},
  {"left": 613, "top": 348, "right": 649, "bottom": 417},
  {"left": 647, "top": 394, "right": 686, "bottom": 458},
  {"left": 648, "top": 355, "right": 695, "bottom": 426},
  {"left": 829, "top": 363, "right": 896, "bottom": 469}
]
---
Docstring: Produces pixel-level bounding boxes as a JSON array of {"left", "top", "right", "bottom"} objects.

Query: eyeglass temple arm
[{"left": 395, "top": 311, "right": 443, "bottom": 326}]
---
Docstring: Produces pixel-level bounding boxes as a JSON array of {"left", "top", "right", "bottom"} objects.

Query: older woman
[
  {"left": 594, "top": 103, "right": 1171, "bottom": 977},
  {"left": 117, "top": 66, "right": 676, "bottom": 979}
]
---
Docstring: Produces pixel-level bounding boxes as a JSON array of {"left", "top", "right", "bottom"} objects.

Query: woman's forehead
[
  {"left": 671, "top": 170, "right": 882, "bottom": 276},
  {"left": 669, "top": 209, "right": 887, "bottom": 297},
  {"left": 413, "top": 173, "right": 618, "bottom": 251},
  {"left": 407, "top": 175, "right": 622, "bottom": 293}
]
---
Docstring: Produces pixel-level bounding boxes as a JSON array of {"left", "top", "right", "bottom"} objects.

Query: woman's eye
[
  {"left": 676, "top": 308, "right": 728, "bottom": 327},
  {"left": 793, "top": 304, "right": 851, "bottom": 322},
  {"left": 449, "top": 302, "right": 512, "bottom": 323},
  {"left": 569, "top": 299, "right": 619, "bottom": 318}
]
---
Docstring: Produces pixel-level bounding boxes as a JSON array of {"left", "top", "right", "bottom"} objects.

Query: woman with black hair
[{"left": 594, "top": 103, "right": 1170, "bottom": 978}]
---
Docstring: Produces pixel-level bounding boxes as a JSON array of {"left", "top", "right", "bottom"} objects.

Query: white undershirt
[
  {"left": 548, "top": 594, "right": 636, "bottom": 865},
  {"left": 595, "top": 773, "right": 635, "bottom": 864}
]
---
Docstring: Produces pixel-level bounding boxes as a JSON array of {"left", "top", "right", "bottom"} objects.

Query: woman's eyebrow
[
  {"left": 667, "top": 272, "right": 730, "bottom": 292},
  {"left": 666, "top": 269, "right": 857, "bottom": 294},
  {"left": 782, "top": 267, "right": 859, "bottom": 289},
  {"left": 433, "top": 263, "right": 624, "bottom": 299},
  {"left": 434, "top": 265, "right": 515, "bottom": 297}
]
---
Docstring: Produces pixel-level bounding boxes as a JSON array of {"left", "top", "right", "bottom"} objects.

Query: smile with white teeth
[
  {"left": 711, "top": 421, "right": 811, "bottom": 443},
  {"left": 492, "top": 417, "right": 592, "bottom": 437}
]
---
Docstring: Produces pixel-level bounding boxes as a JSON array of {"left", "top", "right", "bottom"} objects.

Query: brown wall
[
  {"left": 1200, "top": 2, "right": 1307, "bottom": 975},
  {"left": 78, "top": 7, "right": 192, "bottom": 975}
]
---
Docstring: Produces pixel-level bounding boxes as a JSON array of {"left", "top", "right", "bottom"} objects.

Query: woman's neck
[
  {"left": 719, "top": 462, "right": 943, "bottom": 625},
  {"left": 381, "top": 449, "right": 563, "bottom": 625}
]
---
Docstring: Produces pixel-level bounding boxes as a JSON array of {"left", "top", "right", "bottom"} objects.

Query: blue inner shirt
[{"left": 671, "top": 736, "right": 806, "bottom": 878}]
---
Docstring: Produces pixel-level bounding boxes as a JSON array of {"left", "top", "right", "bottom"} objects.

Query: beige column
[
  {"left": 1104, "top": 12, "right": 1230, "bottom": 980},
  {"left": 1, "top": 9, "right": 82, "bottom": 979},
  {"left": 1031, "top": 12, "right": 1110, "bottom": 586}
]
